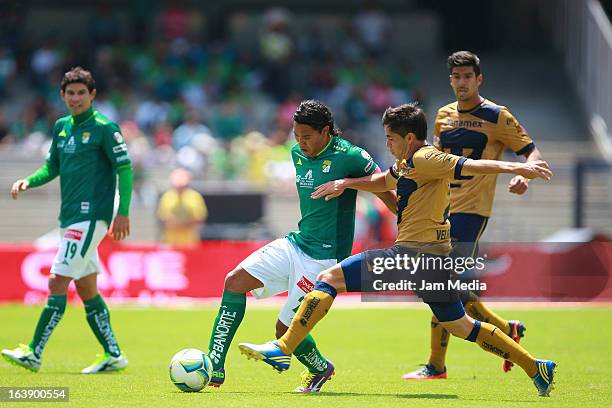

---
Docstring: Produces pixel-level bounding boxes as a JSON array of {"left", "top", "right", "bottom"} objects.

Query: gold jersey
[
  {"left": 434, "top": 99, "right": 535, "bottom": 217},
  {"left": 385, "top": 145, "right": 466, "bottom": 248}
]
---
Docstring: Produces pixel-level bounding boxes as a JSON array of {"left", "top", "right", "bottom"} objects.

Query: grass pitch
[{"left": 1, "top": 303, "right": 610, "bottom": 407}]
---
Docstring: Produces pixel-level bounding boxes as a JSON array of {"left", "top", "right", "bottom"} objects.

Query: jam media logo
[{"left": 297, "top": 275, "right": 315, "bottom": 293}]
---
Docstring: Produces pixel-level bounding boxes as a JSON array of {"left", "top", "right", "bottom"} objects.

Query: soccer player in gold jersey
[
  {"left": 238, "top": 103, "right": 557, "bottom": 397},
  {"left": 402, "top": 51, "right": 545, "bottom": 379}
]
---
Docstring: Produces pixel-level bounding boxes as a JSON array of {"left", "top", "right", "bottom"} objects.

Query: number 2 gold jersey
[{"left": 434, "top": 99, "right": 535, "bottom": 217}]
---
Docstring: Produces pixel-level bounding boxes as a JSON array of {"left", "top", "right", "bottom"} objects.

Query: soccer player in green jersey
[
  {"left": 206, "top": 100, "right": 396, "bottom": 392},
  {"left": 2, "top": 67, "right": 132, "bottom": 374}
]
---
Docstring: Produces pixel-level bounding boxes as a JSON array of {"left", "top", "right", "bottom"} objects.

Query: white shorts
[
  {"left": 51, "top": 220, "right": 108, "bottom": 280},
  {"left": 239, "top": 238, "right": 337, "bottom": 326}
]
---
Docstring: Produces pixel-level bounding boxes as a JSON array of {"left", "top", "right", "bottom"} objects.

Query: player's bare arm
[
  {"left": 463, "top": 159, "right": 552, "bottom": 181},
  {"left": 508, "top": 146, "right": 544, "bottom": 195},
  {"left": 311, "top": 170, "right": 391, "bottom": 201}
]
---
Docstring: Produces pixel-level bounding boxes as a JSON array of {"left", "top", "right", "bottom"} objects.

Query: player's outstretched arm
[
  {"left": 11, "top": 162, "right": 59, "bottom": 199},
  {"left": 462, "top": 159, "right": 552, "bottom": 181},
  {"left": 311, "top": 170, "right": 392, "bottom": 201}
]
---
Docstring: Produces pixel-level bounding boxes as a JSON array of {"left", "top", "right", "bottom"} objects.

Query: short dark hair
[
  {"left": 382, "top": 103, "right": 427, "bottom": 140},
  {"left": 60, "top": 66, "right": 96, "bottom": 92},
  {"left": 447, "top": 51, "right": 481, "bottom": 76},
  {"left": 293, "top": 100, "right": 340, "bottom": 136}
]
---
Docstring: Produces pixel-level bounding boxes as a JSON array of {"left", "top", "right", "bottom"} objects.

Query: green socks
[
  {"left": 84, "top": 294, "right": 121, "bottom": 357},
  {"left": 208, "top": 290, "right": 246, "bottom": 370},
  {"left": 29, "top": 294, "right": 67, "bottom": 358},
  {"left": 293, "top": 334, "right": 329, "bottom": 373},
  {"left": 207, "top": 291, "right": 328, "bottom": 374}
]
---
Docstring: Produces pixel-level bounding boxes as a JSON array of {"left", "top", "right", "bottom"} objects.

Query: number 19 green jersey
[{"left": 287, "top": 136, "right": 377, "bottom": 261}]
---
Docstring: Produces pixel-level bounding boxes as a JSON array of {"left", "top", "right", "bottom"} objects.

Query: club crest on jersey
[
  {"left": 82, "top": 132, "right": 90, "bottom": 144},
  {"left": 114, "top": 132, "right": 124, "bottom": 143},
  {"left": 322, "top": 160, "right": 332, "bottom": 173}
]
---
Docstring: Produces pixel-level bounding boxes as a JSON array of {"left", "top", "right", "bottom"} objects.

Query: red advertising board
[
  {"left": 0, "top": 239, "right": 264, "bottom": 303},
  {"left": 0, "top": 239, "right": 610, "bottom": 303}
]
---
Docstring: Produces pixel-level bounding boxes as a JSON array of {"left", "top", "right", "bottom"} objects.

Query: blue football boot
[
  {"left": 532, "top": 359, "right": 556, "bottom": 397},
  {"left": 238, "top": 341, "right": 291, "bottom": 372}
]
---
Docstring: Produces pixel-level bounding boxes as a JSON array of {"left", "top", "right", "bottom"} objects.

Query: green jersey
[
  {"left": 46, "top": 107, "right": 131, "bottom": 227},
  {"left": 287, "top": 136, "right": 377, "bottom": 260}
]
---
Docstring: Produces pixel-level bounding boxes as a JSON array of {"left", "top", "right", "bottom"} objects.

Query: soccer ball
[{"left": 169, "top": 348, "right": 213, "bottom": 392}]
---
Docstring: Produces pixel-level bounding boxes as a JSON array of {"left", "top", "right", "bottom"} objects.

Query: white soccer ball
[{"left": 169, "top": 348, "right": 213, "bottom": 392}]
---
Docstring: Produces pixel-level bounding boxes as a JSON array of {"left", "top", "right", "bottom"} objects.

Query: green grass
[{"left": 1, "top": 304, "right": 611, "bottom": 407}]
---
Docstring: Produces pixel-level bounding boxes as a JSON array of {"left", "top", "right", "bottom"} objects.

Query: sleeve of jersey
[
  {"left": 414, "top": 150, "right": 467, "bottom": 180},
  {"left": 102, "top": 123, "right": 132, "bottom": 170},
  {"left": 103, "top": 123, "right": 133, "bottom": 216},
  {"left": 385, "top": 164, "right": 399, "bottom": 189},
  {"left": 116, "top": 165, "right": 133, "bottom": 217},
  {"left": 25, "top": 162, "right": 59, "bottom": 187},
  {"left": 26, "top": 123, "right": 60, "bottom": 187},
  {"left": 433, "top": 110, "right": 443, "bottom": 150},
  {"left": 348, "top": 147, "right": 376, "bottom": 177},
  {"left": 157, "top": 192, "right": 171, "bottom": 221},
  {"left": 497, "top": 108, "right": 535, "bottom": 156},
  {"left": 189, "top": 191, "right": 207, "bottom": 221}
]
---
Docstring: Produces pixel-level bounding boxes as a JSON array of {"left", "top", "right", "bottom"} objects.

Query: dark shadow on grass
[
  {"left": 62, "top": 371, "right": 125, "bottom": 375},
  {"left": 290, "top": 392, "right": 458, "bottom": 399},
  {"left": 218, "top": 391, "right": 457, "bottom": 399},
  {"left": 461, "top": 397, "right": 538, "bottom": 403}
]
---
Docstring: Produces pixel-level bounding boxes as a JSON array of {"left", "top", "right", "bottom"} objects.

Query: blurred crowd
[{"left": 0, "top": 4, "right": 424, "bottom": 189}]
